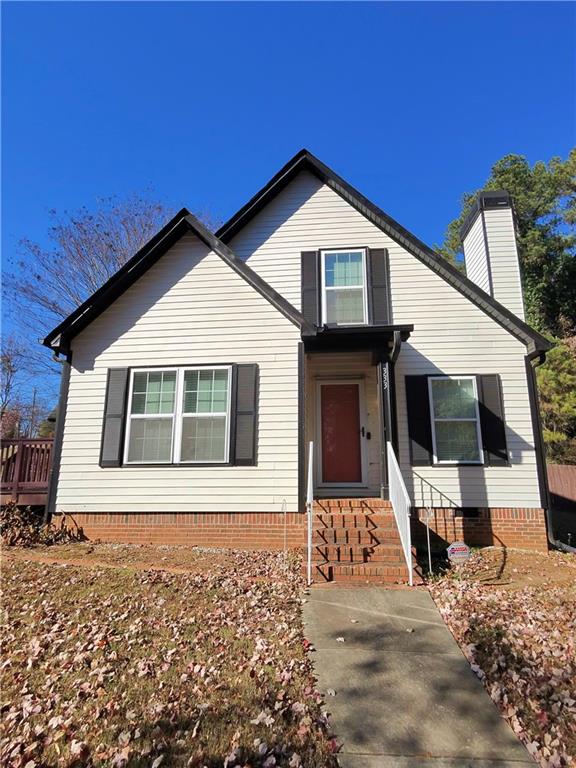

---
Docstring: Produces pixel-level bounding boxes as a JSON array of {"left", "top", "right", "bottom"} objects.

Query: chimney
[{"left": 460, "top": 190, "right": 525, "bottom": 320}]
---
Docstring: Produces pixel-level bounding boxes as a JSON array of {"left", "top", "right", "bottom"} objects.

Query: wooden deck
[{"left": 1, "top": 439, "right": 54, "bottom": 506}]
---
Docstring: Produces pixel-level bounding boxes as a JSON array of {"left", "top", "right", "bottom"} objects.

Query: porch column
[
  {"left": 376, "top": 331, "right": 401, "bottom": 499},
  {"left": 377, "top": 359, "right": 392, "bottom": 498}
]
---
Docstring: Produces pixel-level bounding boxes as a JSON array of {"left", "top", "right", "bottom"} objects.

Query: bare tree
[
  {"left": 5, "top": 195, "right": 178, "bottom": 347},
  {"left": 4, "top": 194, "right": 220, "bottom": 404},
  {"left": 1, "top": 337, "right": 27, "bottom": 416},
  {"left": 0, "top": 337, "right": 50, "bottom": 438}
]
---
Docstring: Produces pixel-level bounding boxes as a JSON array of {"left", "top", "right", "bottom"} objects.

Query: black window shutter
[
  {"left": 405, "top": 375, "right": 433, "bottom": 466},
  {"left": 301, "top": 251, "right": 320, "bottom": 326},
  {"left": 232, "top": 364, "right": 258, "bottom": 466},
  {"left": 477, "top": 374, "right": 509, "bottom": 465},
  {"left": 368, "top": 248, "right": 390, "bottom": 325},
  {"left": 100, "top": 368, "right": 129, "bottom": 467}
]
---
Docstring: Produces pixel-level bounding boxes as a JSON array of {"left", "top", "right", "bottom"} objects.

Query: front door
[{"left": 318, "top": 381, "right": 365, "bottom": 486}]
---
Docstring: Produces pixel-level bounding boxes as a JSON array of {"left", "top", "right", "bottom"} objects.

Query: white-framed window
[
  {"left": 124, "top": 366, "right": 232, "bottom": 464},
  {"left": 320, "top": 249, "right": 368, "bottom": 325},
  {"left": 428, "top": 376, "right": 483, "bottom": 464}
]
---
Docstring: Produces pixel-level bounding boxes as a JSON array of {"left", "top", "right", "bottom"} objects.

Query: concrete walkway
[{"left": 303, "top": 587, "right": 535, "bottom": 768}]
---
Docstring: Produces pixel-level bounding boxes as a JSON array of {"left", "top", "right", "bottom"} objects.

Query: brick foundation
[
  {"left": 411, "top": 507, "right": 549, "bottom": 553},
  {"left": 63, "top": 512, "right": 306, "bottom": 549},
  {"left": 62, "top": 505, "right": 549, "bottom": 554}
]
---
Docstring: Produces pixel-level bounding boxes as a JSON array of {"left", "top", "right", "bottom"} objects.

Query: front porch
[
  {"left": 301, "top": 326, "right": 416, "bottom": 584},
  {"left": 302, "top": 324, "right": 412, "bottom": 501}
]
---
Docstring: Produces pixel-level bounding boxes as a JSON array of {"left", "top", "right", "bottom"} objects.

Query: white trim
[
  {"left": 123, "top": 366, "right": 232, "bottom": 465},
  {"left": 177, "top": 366, "right": 232, "bottom": 465},
  {"left": 427, "top": 376, "right": 484, "bottom": 465},
  {"left": 315, "top": 378, "right": 368, "bottom": 489},
  {"left": 320, "top": 248, "right": 368, "bottom": 326}
]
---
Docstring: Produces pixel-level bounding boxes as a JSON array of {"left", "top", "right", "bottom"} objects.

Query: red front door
[{"left": 320, "top": 383, "right": 363, "bottom": 484}]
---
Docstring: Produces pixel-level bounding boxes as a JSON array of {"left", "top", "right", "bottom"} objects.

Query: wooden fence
[
  {"left": 1, "top": 438, "right": 54, "bottom": 506},
  {"left": 548, "top": 463, "right": 576, "bottom": 511}
]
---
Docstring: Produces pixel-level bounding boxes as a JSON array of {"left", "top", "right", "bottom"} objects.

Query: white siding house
[
  {"left": 229, "top": 171, "right": 541, "bottom": 507},
  {"left": 56, "top": 235, "right": 301, "bottom": 515},
  {"left": 44, "top": 149, "right": 551, "bottom": 566}
]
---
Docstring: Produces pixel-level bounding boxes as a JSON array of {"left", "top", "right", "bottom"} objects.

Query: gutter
[{"left": 525, "top": 348, "right": 576, "bottom": 554}]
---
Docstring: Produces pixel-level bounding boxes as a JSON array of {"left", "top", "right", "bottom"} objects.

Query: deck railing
[
  {"left": 1, "top": 438, "right": 54, "bottom": 504},
  {"left": 387, "top": 441, "right": 413, "bottom": 586}
]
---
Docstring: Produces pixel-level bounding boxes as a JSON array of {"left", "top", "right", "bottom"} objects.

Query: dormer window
[{"left": 321, "top": 249, "right": 368, "bottom": 325}]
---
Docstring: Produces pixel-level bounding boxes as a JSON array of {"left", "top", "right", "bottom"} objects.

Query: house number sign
[{"left": 381, "top": 365, "right": 389, "bottom": 391}]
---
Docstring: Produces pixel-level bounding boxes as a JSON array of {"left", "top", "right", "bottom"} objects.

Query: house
[{"left": 43, "top": 150, "right": 551, "bottom": 582}]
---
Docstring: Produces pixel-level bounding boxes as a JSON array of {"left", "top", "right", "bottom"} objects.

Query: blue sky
[{"left": 2, "top": 1, "right": 575, "bottom": 401}]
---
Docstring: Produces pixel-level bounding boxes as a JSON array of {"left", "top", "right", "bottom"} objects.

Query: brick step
[
  {"left": 314, "top": 514, "right": 398, "bottom": 529},
  {"left": 313, "top": 528, "right": 382, "bottom": 545},
  {"left": 313, "top": 528, "right": 401, "bottom": 546},
  {"left": 311, "top": 562, "right": 410, "bottom": 584},
  {"left": 313, "top": 544, "right": 405, "bottom": 564},
  {"left": 314, "top": 506, "right": 394, "bottom": 516},
  {"left": 313, "top": 499, "right": 392, "bottom": 511}
]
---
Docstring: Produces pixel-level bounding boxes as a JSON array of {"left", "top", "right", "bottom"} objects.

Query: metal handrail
[
  {"left": 387, "top": 442, "right": 413, "bottom": 587},
  {"left": 306, "top": 441, "right": 314, "bottom": 586}
]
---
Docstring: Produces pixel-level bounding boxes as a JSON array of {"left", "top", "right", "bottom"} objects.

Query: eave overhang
[
  {"left": 43, "top": 209, "right": 309, "bottom": 354},
  {"left": 302, "top": 324, "right": 413, "bottom": 353}
]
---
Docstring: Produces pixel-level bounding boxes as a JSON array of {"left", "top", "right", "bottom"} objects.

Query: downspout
[
  {"left": 44, "top": 347, "right": 72, "bottom": 525},
  {"left": 526, "top": 348, "right": 576, "bottom": 554}
]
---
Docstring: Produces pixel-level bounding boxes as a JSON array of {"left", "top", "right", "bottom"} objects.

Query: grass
[
  {"left": 1, "top": 545, "right": 338, "bottom": 768},
  {"left": 429, "top": 547, "right": 576, "bottom": 768}
]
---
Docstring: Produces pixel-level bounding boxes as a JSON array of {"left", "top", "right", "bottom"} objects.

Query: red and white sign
[{"left": 447, "top": 541, "right": 471, "bottom": 564}]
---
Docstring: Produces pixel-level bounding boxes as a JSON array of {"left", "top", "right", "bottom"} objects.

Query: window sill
[
  {"left": 431, "top": 462, "right": 485, "bottom": 467},
  {"left": 117, "top": 461, "right": 235, "bottom": 468}
]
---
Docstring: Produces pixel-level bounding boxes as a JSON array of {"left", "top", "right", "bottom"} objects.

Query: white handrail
[
  {"left": 387, "top": 442, "right": 413, "bottom": 587},
  {"left": 306, "top": 441, "right": 314, "bottom": 586}
]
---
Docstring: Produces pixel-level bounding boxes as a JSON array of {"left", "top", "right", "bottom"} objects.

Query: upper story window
[
  {"left": 428, "top": 376, "right": 483, "bottom": 464},
  {"left": 321, "top": 249, "right": 368, "bottom": 325},
  {"left": 124, "top": 367, "right": 231, "bottom": 464}
]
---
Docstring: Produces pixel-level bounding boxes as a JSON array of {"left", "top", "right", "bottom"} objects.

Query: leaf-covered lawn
[
  {"left": 1, "top": 546, "right": 338, "bottom": 768},
  {"left": 429, "top": 548, "right": 576, "bottom": 768}
]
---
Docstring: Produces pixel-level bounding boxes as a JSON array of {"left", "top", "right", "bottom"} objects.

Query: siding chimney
[{"left": 460, "top": 191, "right": 525, "bottom": 320}]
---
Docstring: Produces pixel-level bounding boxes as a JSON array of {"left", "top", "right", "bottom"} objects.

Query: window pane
[
  {"left": 131, "top": 371, "right": 176, "bottom": 415},
  {"left": 435, "top": 421, "right": 480, "bottom": 462},
  {"left": 325, "top": 251, "right": 363, "bottom": 288},
  {"left": 181, "top": 416, "right": 227, "bottom": 462},
  {"left": 197, "top": 370, "right": 213, "bottom": 413},
  {"left": 431, "top": 379, "right": 477, "bottom": 419},
  {"left": 325, "top": 288, "right": 364, "bottom": 324},
  {"left": 183, "top": 369, "right": 228, "bottom": 414},
  {"left": 183, "top": 370, "right": 199, "bottom": 413},
  {"left": 128, "top": 418, "right": 173, "bottom": 462}
]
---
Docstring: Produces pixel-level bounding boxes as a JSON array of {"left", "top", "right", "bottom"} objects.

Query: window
[
  {"left": 428, "top": 377, "right": 483, "bottom": 464},
  {"left": 125, "top": 367, "right": 231, "bottom": 464},
  {"left": 180, "top": 369, "right": 230, "bottom": 462},
  {"left": 321, "top": 249, "right": 367, "bottom": 325}
]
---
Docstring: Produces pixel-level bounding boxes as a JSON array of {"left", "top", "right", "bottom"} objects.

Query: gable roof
[
  {"left": 43, "top": 209, "right": 311, "bottom": 353},
  {"left": 216, "top": 149, "right": 551, "bottom": 354}
]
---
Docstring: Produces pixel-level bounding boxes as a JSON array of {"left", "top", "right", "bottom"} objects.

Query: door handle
[{"left": 361, "top": 426, "right": 365, "bottom": 437}]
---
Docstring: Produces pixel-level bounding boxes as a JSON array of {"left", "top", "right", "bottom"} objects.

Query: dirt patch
[
  {"left": 3, "top": 542, "right": 233, "bottom": 576},
  {"left": 442, "top": 546, "right": 576, "bottom": 590}
]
